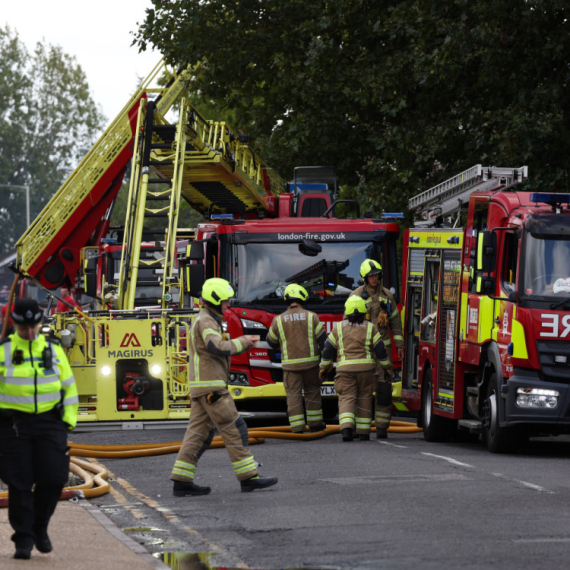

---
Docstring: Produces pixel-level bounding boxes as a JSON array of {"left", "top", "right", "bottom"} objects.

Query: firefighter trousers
[
  {"left": 375, "top": 361, "right": 393, "bottom": 430},
  {"left": 171, "top": 389, "right": 258, "bottom": 483},
  {"left": 334, "top": 370, "right": 376, "bottom": 434},
  {"left": 283, "top": 367, "right": 323, "bottom": 432},
  {"left": 0, "top": 409, "right": 69, "bottom": 549}
]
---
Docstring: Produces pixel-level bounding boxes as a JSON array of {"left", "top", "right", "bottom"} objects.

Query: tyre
[
  {"left": 421, "top": 368, "right": 455, "bottom": 442},
  {"left": 481, "top": 372, "right": 516, "bottom": 453}
]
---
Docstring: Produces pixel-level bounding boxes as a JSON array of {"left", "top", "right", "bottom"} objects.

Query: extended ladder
[{"left": 410, "top": 165, "right": 528, "bottom": 227}]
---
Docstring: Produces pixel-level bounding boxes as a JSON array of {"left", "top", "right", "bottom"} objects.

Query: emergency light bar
[
  {"left": 210, "top": 214, "right": 235, "bottom": 220},
  {"left": 530, "top": 193, "right": 570, "bottom": 206},
  {"left": 381, "top": 213, "right": 404, "bottom": 219}
]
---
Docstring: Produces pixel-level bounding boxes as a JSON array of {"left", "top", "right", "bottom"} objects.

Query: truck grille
[{"left": 536, "top": 340, "right": 570, "bottom": 382}]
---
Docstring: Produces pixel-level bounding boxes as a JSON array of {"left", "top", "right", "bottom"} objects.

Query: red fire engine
[{"left": 401, "top": 164, "right": 570, "bottom": 452}]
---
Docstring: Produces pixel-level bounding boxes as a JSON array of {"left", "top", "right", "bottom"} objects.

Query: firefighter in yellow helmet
[
  {"left": 320, "top": 296, "right": 391, "bottom": 441},
  {"left": 171, "top": 278, "right": 278, "bottom": 495},
  {"left": 267, "top": 283, "right": 327, "bottom": 433},
  {"left": 350, "top": 259, "right": 404, "bottom": 438}
]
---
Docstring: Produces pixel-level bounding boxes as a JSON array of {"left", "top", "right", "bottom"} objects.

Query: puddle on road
[{"left": 156, "top": 552, "right": 324, "bottom": 570}]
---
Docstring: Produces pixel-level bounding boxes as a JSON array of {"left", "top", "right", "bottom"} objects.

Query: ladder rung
[
  {"left": 150, "top": 143, "right": 172, "bottom": 149},
  {"left": 146, "top": 196, "right": 171, "bottom": 201},
  {"left": 148, "top": 178, "right": 172, "bottom": 184},
  {"left": 149, "top": 160, "right": 173, "bottom": 166},
  {"left": 144, "top": 213, "right": 169, "bottom": 218}
]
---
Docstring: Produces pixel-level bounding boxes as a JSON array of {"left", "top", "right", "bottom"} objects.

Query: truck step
[{"left": 458, "top": 419, "right": 482, "bottom": 432}]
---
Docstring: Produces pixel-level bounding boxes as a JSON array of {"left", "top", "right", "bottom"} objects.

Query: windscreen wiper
[{"left": 550, "top": 297, "right": 570, "bottom": 310}]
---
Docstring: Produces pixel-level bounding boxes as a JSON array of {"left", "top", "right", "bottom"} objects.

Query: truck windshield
[
  {"left": 523, "top": 234, "right": 570, "bottom": 299},
  {"left": 232, "top": 241, "right": 383, "bottom": 307}
]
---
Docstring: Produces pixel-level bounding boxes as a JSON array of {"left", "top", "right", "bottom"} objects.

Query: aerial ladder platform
[{"left": 409, "top": 165, "right": 528, "bottom": 227}]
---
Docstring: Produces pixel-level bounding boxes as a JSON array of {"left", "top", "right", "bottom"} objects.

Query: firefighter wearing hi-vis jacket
[
  {"left": 171, "top": 278, "right": 278, "bottom": 496},
  {"left": 350, "top": 259, "right": 404, "bottom": 438},
  {"left": 320, "top": 296, "right": 391, "bottom": 441},
  {"left": 267, "top": 284, "right": 327, "bottom": 433}
]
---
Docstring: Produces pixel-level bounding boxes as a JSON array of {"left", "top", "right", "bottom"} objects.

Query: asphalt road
[{"left": 71, "top": 414, "right": 570, "bottom": 570}]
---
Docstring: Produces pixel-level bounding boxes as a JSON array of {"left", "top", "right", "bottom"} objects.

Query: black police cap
[{"left": 11, "top": 298, "right": 44, "bottom": 326}]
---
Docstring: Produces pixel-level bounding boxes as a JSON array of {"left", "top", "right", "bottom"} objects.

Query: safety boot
[
  {"left": 14, "top": 544, "right": 32, "bottom": 560},
  {"left": 173, "top": 481, "right": 211, "bottom": 497},
  {"left": 309, "top": 423, "right": 326, "bottom": 433},
  {"left": 33, "top": 530, "right": 52, "bottom": 553},
  {"left": 341, "top": 428, "right": 354, "bottom": 442},
  {"left": 358, "top": 433, "right": 370, "bottom": 441},
  {"left": 240, "top": 475, "right": 278, "bottom": 492},
  {"left": 376, "top": 427, "right": 388, "bottom": 439}
]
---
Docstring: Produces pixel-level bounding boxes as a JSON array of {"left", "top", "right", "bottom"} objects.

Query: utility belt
[{"left": 0, "top": 405, "right": 62, "bottom": 421}]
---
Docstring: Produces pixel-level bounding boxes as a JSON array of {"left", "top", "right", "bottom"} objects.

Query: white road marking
[
  {"left": 491, "top": 472, "right": 554, "bottom": 494},
  {"left": 421, "top": 452, "right": 474, "bottom": 468},
  {"left": 376, "top": 440, "right": 408, "bottom": 448}
]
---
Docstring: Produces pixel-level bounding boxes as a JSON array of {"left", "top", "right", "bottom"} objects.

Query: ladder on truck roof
[
  {"left": 118, "top": 95, "right": 285, "bottom": 310},
  {"left": 15, "top": 60, "right": 192, "bottom": 289},
  {"left": 409, "top": 165, "right": 528, "bottom": 227}
]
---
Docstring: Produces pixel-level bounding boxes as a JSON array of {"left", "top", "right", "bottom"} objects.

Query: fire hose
[{"left": 0, "top": 421, "right": 421, "bottom": 506}]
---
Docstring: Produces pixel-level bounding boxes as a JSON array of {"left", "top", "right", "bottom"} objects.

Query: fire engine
[
  {"left": 401, "top": 164, "right": 570, "bottom": 452},
  {"left": 11, "top": 61, "right": 402, "bottom": 426},
  {"left": 181, "top": 165, "right": 402, "bottom": 416}
]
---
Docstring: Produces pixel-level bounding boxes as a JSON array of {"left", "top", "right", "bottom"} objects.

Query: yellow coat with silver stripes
[
  {"left": 320, "top": 320, "right": 391, "bottom": 372},
  {"left": 267, "top": 305, "right": 327, "bottom": 370},
  {"left": 189, "top": 305, "right": 250, "bottom": 398},
  {"left": 0, "top": 333, "right": 78, "bottom": 429}
]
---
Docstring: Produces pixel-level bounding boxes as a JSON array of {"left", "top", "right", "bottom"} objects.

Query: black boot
[
  {"left": 240, "top": 476, "right": 278, "bottom": 493},
  {"left": 33, "top": 530, "right": 52, "bottom": 553},
  {"left": 173, "top": 481, "right": 211, "bottom": 497},
  {"left": 14, "top": 544, "right": 32, "bottom": 559},
  {"left": 358, "top": 433, "right": 370, "bottom": 441},
  {"left": 309, "top": 423, "right": 326, "bottom": 433},
  {"left": 376, "top": 427, "right": 388, "bottom": 439},
  {"left": 341, "top": 428, "right": 354, "bottom": 442}
]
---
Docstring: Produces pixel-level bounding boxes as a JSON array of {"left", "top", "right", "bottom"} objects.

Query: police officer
[
  {"left": 0, "top": 298, "right": 78, "bottom": 560},
  {"left": 267, "top": 284, "right": 327, "bottom": 433},
  {"left": 320, "top": 296, "right": 391, "bottom": 441},
  {"left": 171, "top": 278, "right": 278, "bottom": 496},
  {"left": 351, "top": 259, "right": 404, "bottom": 438}
]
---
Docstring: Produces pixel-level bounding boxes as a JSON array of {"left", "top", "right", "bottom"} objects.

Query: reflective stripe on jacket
[
  {"left": 321, "top": 320, "right": 390, "bottom": 372},
  {"left": 267, "top": 305, "right": 326, "bottom": 370},
  {"left": 0, "top": 333, "right": 78, "bottom": 429},
  {"left": 189, "top": 305, "right": 249, "bottom": 397}
]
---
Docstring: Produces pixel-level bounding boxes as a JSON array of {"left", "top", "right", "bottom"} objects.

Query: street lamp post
[{"left": 0, "top": 184, "right": 30, "bottom": 228}]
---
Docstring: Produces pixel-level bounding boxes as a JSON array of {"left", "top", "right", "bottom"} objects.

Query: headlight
[
  {"left": 151, "top": 364, "right": 162, "bottom": 376},
  {"left": 240, "top": 318, "right": 267, "bottom": 331},
  {"left": 516, "top": 388, "right": 559, "bottom": 409},
  {"left": 101, "top": 365, "right": 112, "bottom": 376}
]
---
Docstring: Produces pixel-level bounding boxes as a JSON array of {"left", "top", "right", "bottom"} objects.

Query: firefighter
[
  {"left": 267, "top": 283, "right": 328, "bottom": 433},
  {"left": 171, "top": 278, "right": 278, "bottom": 496},
  {"left": 351, "top": 259, "right": 404, "bottom": 438},
  {"left": 321, "top": 296, "right": 391, "bottom": 441},
  {"left": 0, "top": 298, "right": 78, "bottom": 560}
]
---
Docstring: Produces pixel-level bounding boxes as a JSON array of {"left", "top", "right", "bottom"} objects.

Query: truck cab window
[{"left": 501, "top": 231, "right": 518, "bottom": 294}]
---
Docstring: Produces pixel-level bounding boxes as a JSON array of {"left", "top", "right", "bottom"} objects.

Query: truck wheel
[
  {"left": 421, "top": 369, "right": 454, "bottom": 442},
  {"left": 482, "top": 372, "right": 515, "bottom": 453}
]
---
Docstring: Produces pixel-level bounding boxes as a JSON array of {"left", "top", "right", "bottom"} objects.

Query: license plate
[{"left": 321, "top": 385, "right": 336, "bottom": 396}]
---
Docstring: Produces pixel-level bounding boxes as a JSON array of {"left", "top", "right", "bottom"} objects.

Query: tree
[
  {"left": 0, "top": 26, "right": 105, "bottom": 254},
  {"left": 134, "top": 0, "right": 570, "bottom": 218}
]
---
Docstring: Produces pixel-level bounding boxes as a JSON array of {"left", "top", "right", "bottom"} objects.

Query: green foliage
[
  {"left": 134, "top": 0, "right": 570, "bottom": 218},
  {"left": 0, "top": 26, "right": 105, "bottom": 253}
]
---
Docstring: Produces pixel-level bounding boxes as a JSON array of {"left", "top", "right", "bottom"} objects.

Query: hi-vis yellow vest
[{"left": 0, "top": 334, "right": 78, "bottom": 429}]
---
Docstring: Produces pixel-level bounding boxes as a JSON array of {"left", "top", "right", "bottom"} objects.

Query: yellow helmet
[
  {"left": 201, "top": 278, "right": 235, "bottom": 306},
  {"left": 360, "top": 259, "right": 382, "bottom": 280},
  {"left": 345, "top": 295, "right": 369, "bottom": 316},
  {"left": 284, "top": 283, "right": 309, "bottom": 303}
]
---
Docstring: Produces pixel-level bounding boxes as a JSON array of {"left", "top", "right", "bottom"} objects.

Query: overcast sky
[{"left": 3, "top": 1, "right": 162, "bottom": 127}]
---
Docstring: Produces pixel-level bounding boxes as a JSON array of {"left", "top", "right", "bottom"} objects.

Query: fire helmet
[
  {"left": 284, "top": 283, "right": 309, "bottom": 303},
  {"left": 360, "top": 259, "right": 382, "bottom": 281},
  {"left": 11, "top": 298, "right": 44, "bottom": 326},
  {"left": 201, "top": 278, "right": 235, "bottom": 306},
  {"left": 344, "top": 295, "right": 369, "bottom": 316}
]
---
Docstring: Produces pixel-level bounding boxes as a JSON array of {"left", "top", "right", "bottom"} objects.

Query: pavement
[{"left": 0, "top": 498, "right": 168, "bottom": 569}]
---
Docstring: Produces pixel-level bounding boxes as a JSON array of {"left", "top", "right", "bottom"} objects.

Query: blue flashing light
[
  {"left": 211, "top": 214, "right": 235, "bottom": 220},
  {"left": 507, "top": 342, "right": 514, "bottom": 356},
  {"left": 381, "top": 213, "right": 405, "bottom": 218},
  {"left": 530, "top": 193, "right": 570, "bottom": 205},
  {"left": 101, "top": 238, "right": 118, "bottom": 243},
  {"left": 447, "top": 236, "right": 460, "bottom": 244}
]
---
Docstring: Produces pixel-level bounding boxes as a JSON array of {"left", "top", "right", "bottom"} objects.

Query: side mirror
[
  {"left": 187, "top": 265, "right": 205, "bottom": 298},
  {"left": 84, "top": 257, "right": 97, "bottom": 273},
  {"left": 187, "top": 243, "right": 205, "bottom": 262},
  {"left": 476, "top": 276, "right": 496, "bottom": 295},
  {"left": 508, "top": 290, "right": 518, "bottom": 303},
  {"left": 84, "top": 274, "right": 97, "bottom": 297},
  {"left": 477, "top": 231, "right": 497, "bottom": 273}
]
